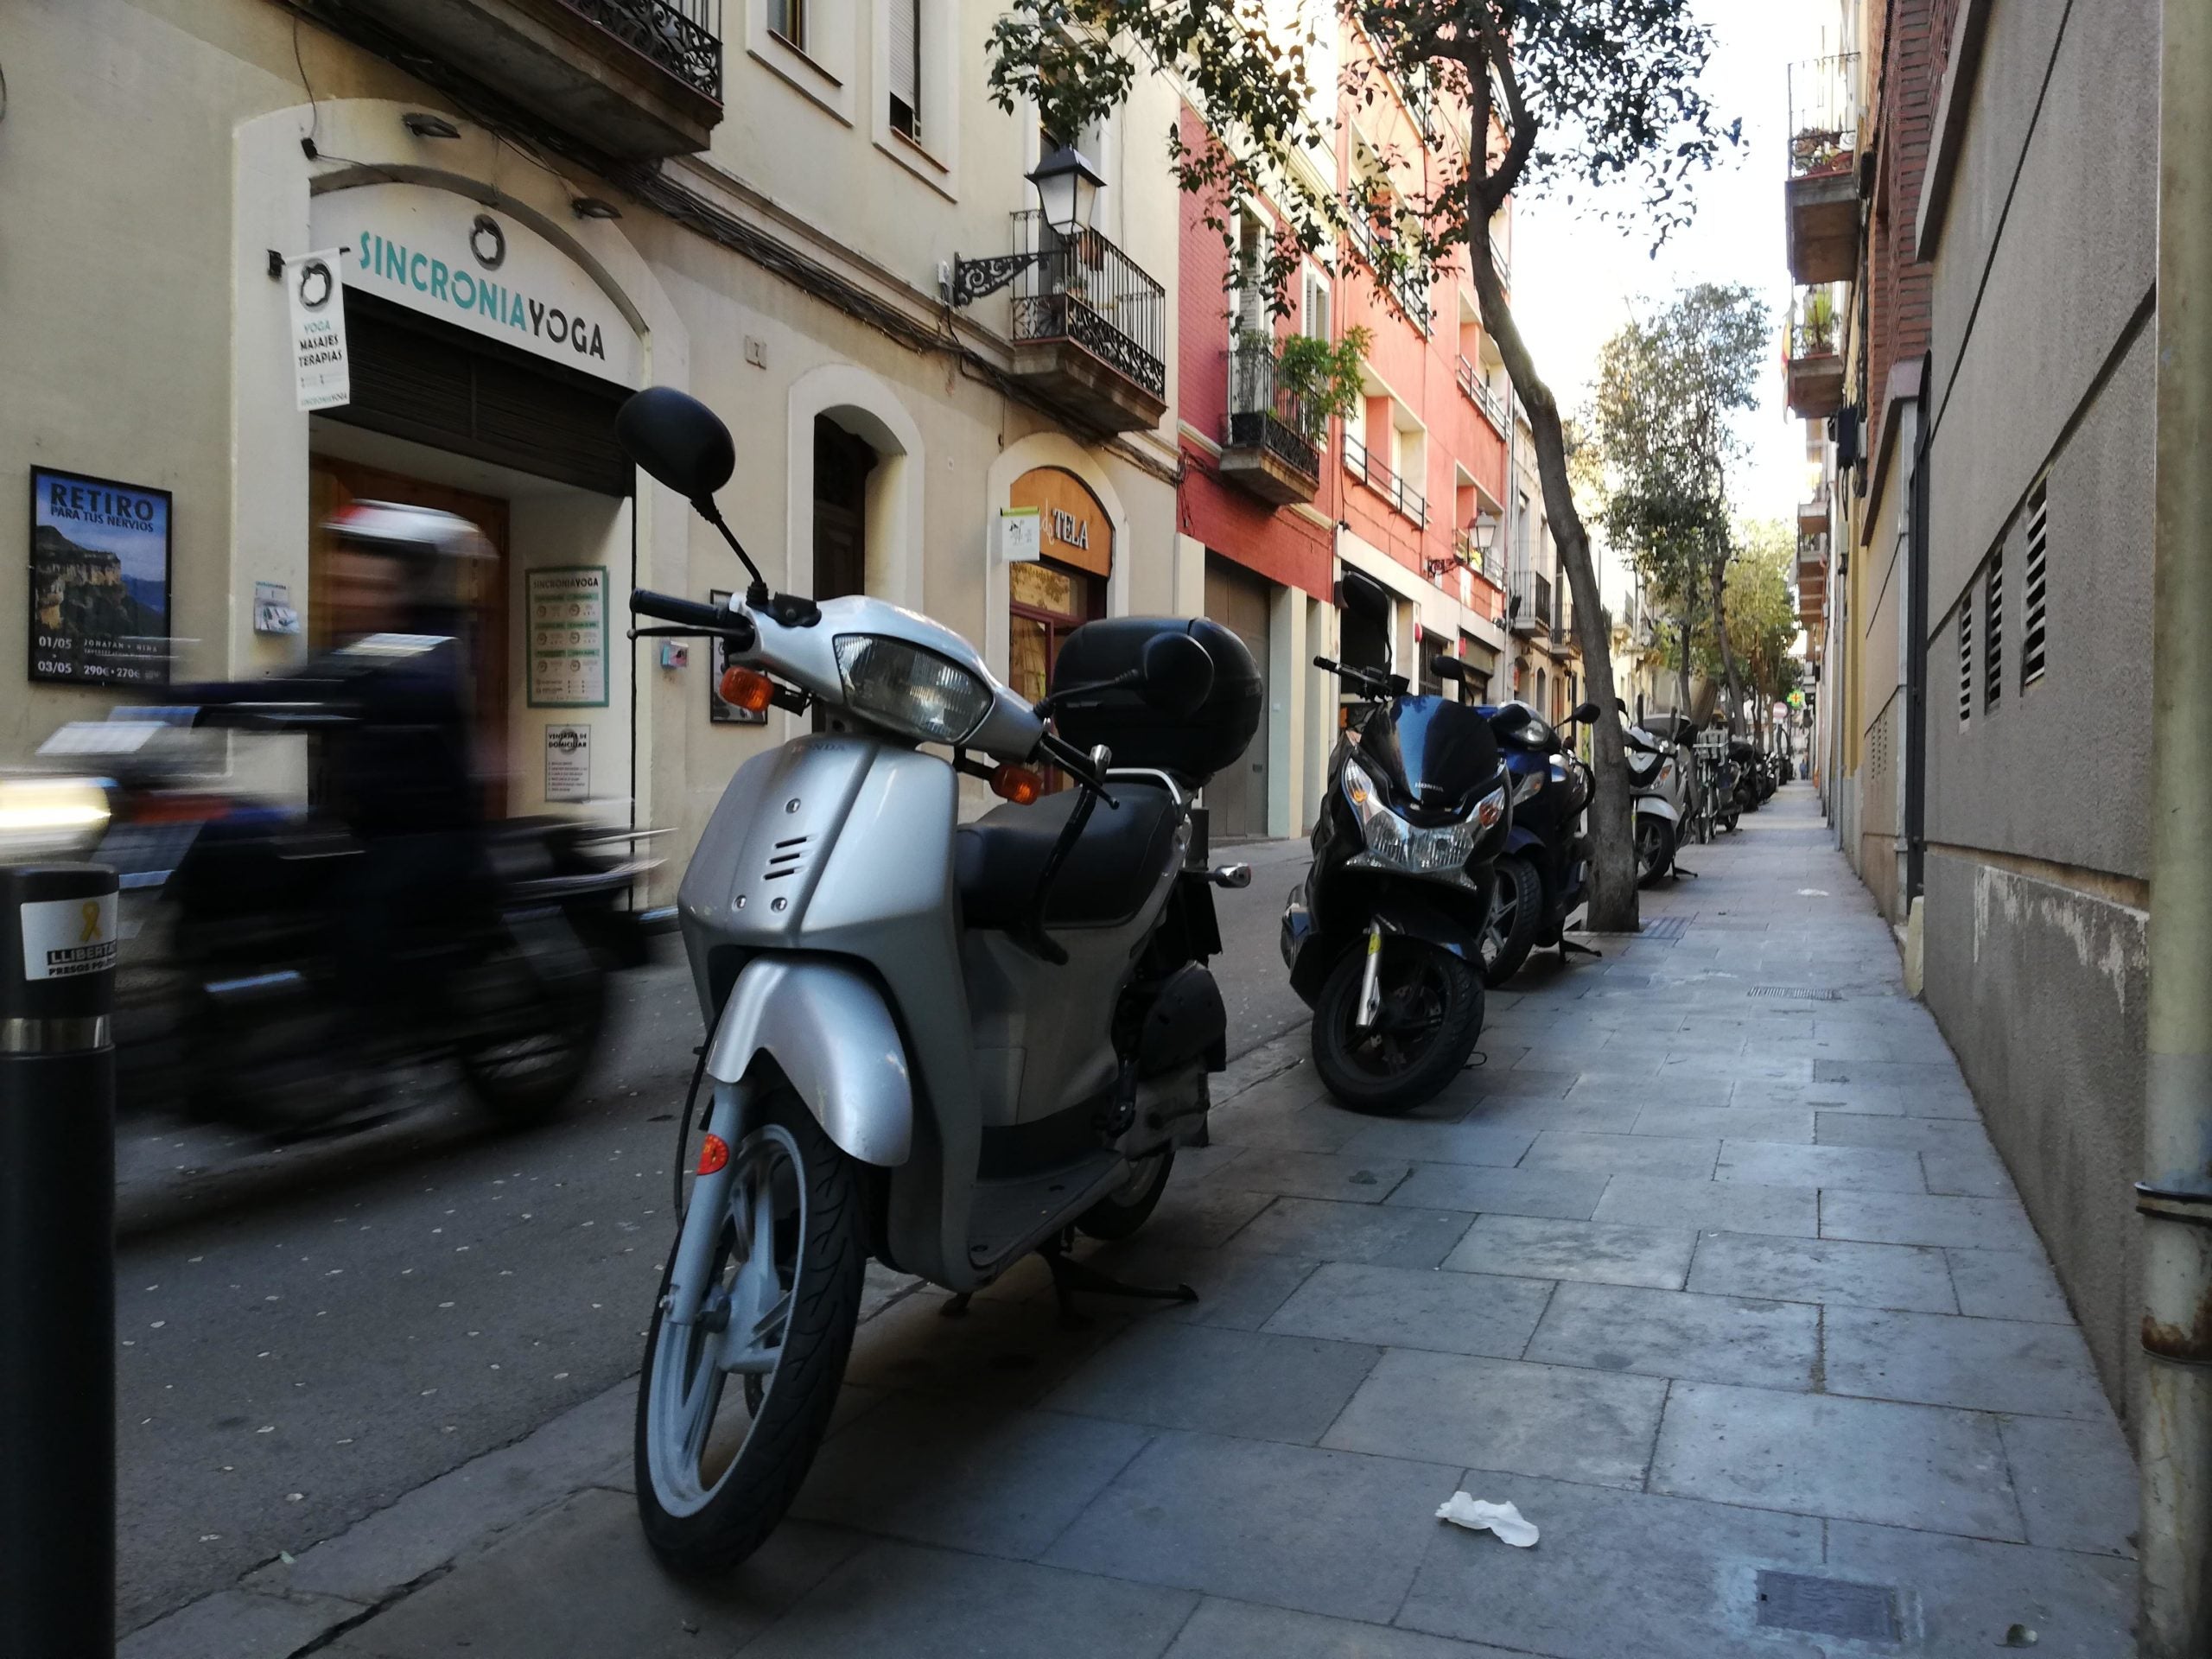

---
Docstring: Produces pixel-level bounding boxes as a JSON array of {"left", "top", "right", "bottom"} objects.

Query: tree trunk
[
  {"left": 1712, "top": 556, "right": 1748, "bottom": 734},
  {"left": 1678, "top": 578, "right": 1696, "bottom": 728},
  {"left": 1469, "top": 233, "right": 1637, "bottom": 931}
]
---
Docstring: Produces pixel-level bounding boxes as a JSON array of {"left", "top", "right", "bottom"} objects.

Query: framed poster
[
  {"left": 29, "top": 467, "right": 172, "bottom": 687},
  {"left": 543, "top": 723, "right": 591, "bottom": 802},
  {"left": 707, "top": 588, "right": 766, "bottom": 725},
  {"left": 527, "top": 565, "right": 607, "bottom": 708}
]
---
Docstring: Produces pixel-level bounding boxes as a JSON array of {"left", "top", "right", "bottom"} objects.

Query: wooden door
[
  {"left": 308, "top": 457, "right": 510, "bottom": 818},
  {"left": 1203, "top": 555, "right": 1273, "bottom": 838}
]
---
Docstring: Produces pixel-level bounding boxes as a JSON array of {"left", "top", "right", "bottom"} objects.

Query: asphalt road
[{"left": 112, "top": 839, "right": 1311, "bottom": 1632}]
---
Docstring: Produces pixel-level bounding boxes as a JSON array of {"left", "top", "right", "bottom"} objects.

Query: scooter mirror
[
  {"left": 1428, "top": 654, "right": 1469, "bottom": 683},
  {"left": 1570, "top": 701, "right": 1600, "bottom": 724},
  {"left": 616, "top": 387, "right": 737, "bottom": 503},
  {"left": 1138, "top": 631, "right": 1215, "bottom": 717}
]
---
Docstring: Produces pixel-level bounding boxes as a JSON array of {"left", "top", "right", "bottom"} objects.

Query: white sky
[{"left": 1509, "top": 0, "right": 1831, "bottom": 539}]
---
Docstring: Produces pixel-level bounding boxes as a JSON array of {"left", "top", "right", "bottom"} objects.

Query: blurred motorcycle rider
[{"left": 187, "top": 502, "right": 490, "bottom": 1055}]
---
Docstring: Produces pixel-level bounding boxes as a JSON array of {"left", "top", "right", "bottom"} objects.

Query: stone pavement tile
[
  {"left": 1821, "top": 1190, "right": 2042, "bottom": 1253},
  {"left": 1650, "top": 1381, "right": 2023, "bottom": 1540},
  {"left": 1826, "top": 1521, "right": 2134, "bottom": 1657},
  {"left": 1523, "top": 1281, "right": 1816, "bottom": 1390},
  {"left": 1262, "top": 1261, "right": 1554, "bottom": 1358},
  {"left": 1687, "top": 1231, "right": 1956, "bottom": 1313},
  {"left": 1041, "top": 1320, "right": 1380, "bottom": 1445},
  {"left": 1565, "top": 1073, "right": 1734, "bottom": 1110},
  {"left": 1210, "top": 1149, "right": 1415, "bottom": 1205},
  {"left": 1923, "top": 1147, "right": 2018, "bottom": 1198},
  {"left": 1716, "top": 1140, "right": 1927, "bottom": 1194},
  {"left": 1815, "top": 1111, "right": 1992, "bottom": 1152},
  {"left": 1442, "top": 1213, "right": 1696, "bottom": 1290},
  {"left": 1753, "top": 1079, "right": 1909, "bottom": 1116},
  {"left": 330, "top": 1490, "right": 858, "bottom": 1659},
  {"left": 121, "top": 1590, "right": 365, "bottom": 1659},
  {"left": 1592, "top": 1173, "right": 1817, "bottom": 1236},
  {"left": 248, "top": 1381, "right": 636, "bottom": 1604},
  {"left": 1473, "top": 1066, "right": 1579, "bottom": 1097},
  {"left": 1044, "top": 1430, "right": 1455, "bottom": 1624},
  {"left": 1395, "top": 1472, "right": 1826, "bottom": 1659},
  {"left": 1162, "top": 1597, "right": 1518, "bottom": 1659},
  {"left": 1209, "top": 1099, "right": 1367, "bottom": 1154},
  {"left": 1632, "top": 1102, "right": 1815, "bottom": 1143},
  {"left": 1322, "top": 1347, "right": 1666, "bottom": 1489},
  {"left": 1387, "top": 1162, "right": 1608, "bottom": 1220},
  {"left": 1823, "top": 1306, "right": 2109, "bottom": 1420},
  {"left": 1336, "top": 1118, "right": 1538, "bottom": 1168},
  {"left": 1234, "top": 1196, "right": 1476, "bottom": 1269},
  {"left": 1455, "top": 1094, "right": 1642, "bottom": 1135},
  {"left": 742, "top": 1538, "right": 1198, "bottom": 1659},
  {"left": 1815, "top": 1058, "right": 1973, "bottom": 1094},
  {"left": 789, "top": 1395, "right": 1149, "bottom": 1558},
  {"left": 1898, "top": 1086, "right": 1983, "bottom": 1120},
  {"left": 1662, "top": 1052, "right": 1813, "bottom": 1087},
  {"left": 1522, "top": 1129, "right": 1719, "bottom": 1180},
  {"left": 1086, "top": 1243, "right": 1321, "bottom": 1332},
  {"left": 1948, "top": 1248, "right": 2073, "bottom": 1323},
  {"left": 843, "top": 1287, "right": 1124, "bottom": 1407},
  {"left": 1132, "top": 1177, "right": 1277, "bottom": 1250},
  {"left": 2000, "top": 1413, "right": 2140, "bottom": 1558}
]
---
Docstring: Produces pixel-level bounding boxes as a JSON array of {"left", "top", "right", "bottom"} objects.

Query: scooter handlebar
[{"left": 629, "top": 589, "right": 757, "bottom": 649}]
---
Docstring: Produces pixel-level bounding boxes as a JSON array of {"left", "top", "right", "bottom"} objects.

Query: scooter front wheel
[
  {"left": 1311, "top": 940, "right": 1483, "bottom": 1116},
  {"left": 635, "top": 1090, "right": 866, "bottom": 1573}
]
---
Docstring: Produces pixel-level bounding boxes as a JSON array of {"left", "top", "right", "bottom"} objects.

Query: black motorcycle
[
  {"left": 30, "top": 707, "right": 651, "bottom": 1137},
  {"left": 1474, "top": 693, "right": 1598, "bottom": 985},
  {"left": 1281, "top": 650, "right": 1512, "bottom": 1115}
]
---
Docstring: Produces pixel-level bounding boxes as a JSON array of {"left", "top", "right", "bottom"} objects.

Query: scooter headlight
[
  {"left": 1510, "top": 769, "right": 1544, "bottom": 805},
  {"left": 833, "top": 635, "right": 993, "bottom": 745},
  {"left": 0, "top": 775, "right": 111, "bottom": 861},
  {"left": 1343, "top": 759, "right": 1501, "bottom": 874}
]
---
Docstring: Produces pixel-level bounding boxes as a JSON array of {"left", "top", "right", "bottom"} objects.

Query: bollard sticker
[{"left": 20, "top": 893, "right": 118, "bottom": 980}]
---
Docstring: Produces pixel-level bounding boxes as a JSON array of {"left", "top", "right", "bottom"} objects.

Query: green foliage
[{"left": 1268, "top": 325, "right": 1374, "bottom": 440}]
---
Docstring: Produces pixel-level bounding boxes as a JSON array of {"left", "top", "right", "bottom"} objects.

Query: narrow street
[{"left": 124, "top": 791, "right": 2136, "bottom": 1658}]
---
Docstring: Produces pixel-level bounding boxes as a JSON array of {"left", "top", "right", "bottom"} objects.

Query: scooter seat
[{"left": 956, "top": 782, "right": 1180, "bottom": 932}]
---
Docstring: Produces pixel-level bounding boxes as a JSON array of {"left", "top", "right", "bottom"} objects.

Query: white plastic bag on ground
[{"left": 1435, "top": 1492, "right": 1538, "bottom": 1547}]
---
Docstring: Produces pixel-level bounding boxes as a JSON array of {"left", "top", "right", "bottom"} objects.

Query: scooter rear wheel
[
  {"left": 1311, "top": 941, "right": 1483, "bottom": 1116},
  {"left": 635, "top": 1090, "right": 865, "bottom": 1573},
  {"left": 1479, "top": 855, "right": 1543, "bottom": 988}
]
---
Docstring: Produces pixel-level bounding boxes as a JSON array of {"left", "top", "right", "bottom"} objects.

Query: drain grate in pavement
[
  {"left": 1749, "top": 985, "right": 1842, "bottom": 1001},
  {"left": 1637, "top": 915, "right": 1691, "bottom": 942},
  {"left": 1754, "top": 1571, "right": 1900, "bottom": 1643}
]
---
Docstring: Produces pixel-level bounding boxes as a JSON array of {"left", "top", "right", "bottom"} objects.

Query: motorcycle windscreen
[{"left": 1358, "top": 696, "right": 1505, "bottom": 826}]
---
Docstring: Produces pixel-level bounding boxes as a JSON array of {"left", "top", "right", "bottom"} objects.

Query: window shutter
[
  {"left": 1958, "top": 597, "right": 1973, "bottom": 726},
  {"left": 889, "top": 0, "right": 919, "bottom": 135},
  {"left": 2022, "top": 479, "right": 2050, "bottom": 686},
  {"left": 1985, "top": 552, "right": 2003, "bottom": 707}
]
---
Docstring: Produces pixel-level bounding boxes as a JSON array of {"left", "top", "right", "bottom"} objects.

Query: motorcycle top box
[{"left": 1051, "top": 616, "right": 1264, "bottom": 783}]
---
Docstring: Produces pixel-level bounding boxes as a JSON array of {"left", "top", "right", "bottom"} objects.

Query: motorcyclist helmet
[{"left": 324, "top": 500, "right": 491, "bottom": 611}]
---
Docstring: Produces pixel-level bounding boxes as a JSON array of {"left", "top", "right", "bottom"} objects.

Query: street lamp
[{"left": 947, "top": 144, "right": 1108, "bottom": 308}]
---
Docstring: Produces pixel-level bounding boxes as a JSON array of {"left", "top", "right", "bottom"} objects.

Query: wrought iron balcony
[
  {"left": 1785, "top": 289, "right": 1847, "bottom": 420},
  {"left": 1507, "top": 568, "right": 1549, "bottom": 636},
  {"left": 1003, "top": 212, "right": 1166, "bottom": 433},
  {"left": 1786, "top": 52, "right": 1861, "bottom": 284},
  {"left": 1342, "top": 434, "right": 1427, "bottom": 527},
  {"left": 1220, "top": 339, "right": 1321, "bottom": 506},
  {"left": 1455, "top": 353, "right": 1509, "bottom": 435},
  {"left": 343, "top": 0, "right": 724, "bottom": 157},
  {"left": 1341, "top": 203, "right": 1432, "bottom": 333}
]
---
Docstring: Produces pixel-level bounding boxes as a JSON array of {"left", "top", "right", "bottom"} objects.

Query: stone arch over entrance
[
  {"left": 983, "top": 433, "right": 1131, "bottom": 680},
  {"left": 785, "top": 364, "right": 925, "bottom": 611}
]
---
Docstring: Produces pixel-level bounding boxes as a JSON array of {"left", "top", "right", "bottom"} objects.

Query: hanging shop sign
[
  {"left": 543, "top": 723, "right": 591, "bottom": 803},
  {"left": 527, "top": 565, "right": 608, "bottom": 708},
  {"left": 29, "top": 467, "right": 171, "bottom": 688},
  {"left": 287, "top": 249, "right": 352, "bottom": 411},
  {"left": 1007, "top": 467, "right": 1111, "bottom": 578},
  {"left": 995, "top": 505, "right": 1042, "bottom": 565},
  {"left": 311, "top": 182, "right": 640, "bottom": 385},
  {"left": 707, "top": 588, "right": 766, "bottom": 725}
]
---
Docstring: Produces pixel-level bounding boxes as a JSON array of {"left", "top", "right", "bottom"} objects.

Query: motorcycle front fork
[
  {"left": 1356, "top": 921, "right": 1384, "bottom": 1030},
  {"left": 662, "top": 1077, "right": 752, "bottom": 1328}
]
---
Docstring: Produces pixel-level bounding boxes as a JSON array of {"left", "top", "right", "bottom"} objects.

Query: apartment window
[
  {"left": 1234, "top": 211, "right": 1269, "bottom": 339},
  {"left": 887, "top": 0, "right": 919, "bottom": 138},
  {"left": 1985, "top": 551, "right": 2003, "bottom": 708},
  {"left": 1958, "top": 598, "right": 1973, "bottom": 726},
  {"left": 2023, "top": 479, "right": 2050, "bottom": 686},
  {"left": 770, "top": 0, "right": 804, "bottom": 49},
  {"left": 1303, "top": 269, "right": 1331, "bottom": 343}
]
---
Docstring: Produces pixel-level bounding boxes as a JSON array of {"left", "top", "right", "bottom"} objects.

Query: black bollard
[{"left": 0, "top": 863, "right": 119, "bottom": 1658}]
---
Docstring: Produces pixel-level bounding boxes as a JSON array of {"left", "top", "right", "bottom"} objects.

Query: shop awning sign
[{"left": 288, "top": 251, "right": 351, "bottom": 412}]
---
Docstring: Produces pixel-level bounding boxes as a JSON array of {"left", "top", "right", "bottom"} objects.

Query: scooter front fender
[
  {"left": 704, "top": 954, "right": 912, "bottom": 1166},
  {"left": 1634, "top": 796, "right": 1681, "bottom": 827}
]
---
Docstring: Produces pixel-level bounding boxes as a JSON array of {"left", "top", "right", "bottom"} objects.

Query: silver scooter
[
  {"left": 1620, "top": 702, "right": 1690, "bottom": 885},
  {"left": 614, "top": 390, "right": 1261, "bottom": 1572}
]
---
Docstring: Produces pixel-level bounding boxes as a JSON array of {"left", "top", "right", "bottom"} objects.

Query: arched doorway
[
  {"left": 813, "top": 416, "right": 877, "bottom": 601},
  {"left": 1007, "top": 466, "right": 1111, "bottom": 790}
]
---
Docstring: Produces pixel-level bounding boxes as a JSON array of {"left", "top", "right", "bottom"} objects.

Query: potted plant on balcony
[
  {"left": 1273, "top": 325, "right": 1372, "bottom": 442},
  {"left": 1796, "top": 287, "right": 1836, "bottom": 356}
]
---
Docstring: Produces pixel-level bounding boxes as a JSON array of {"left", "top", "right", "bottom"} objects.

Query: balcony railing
[
  {"left": 1007, "top": 212, "right": 1166, "bottom": 429},
  {"left": 1785, "top": 285, "right": 1846, "bottom": 419},
  {"left": 1488, "top": 233, "right": 1511, "bottom": 290},
  {"left": 1342, "top": 433, "right": 1427, "bottom": 528},
  {"left": 563, "top": 0, "right": 721, "bottom": 102},
  {"left": 1455, "top": 353, "right": 1509, "bottom": 435},
  {"left": 1341, "top": 202, "right": 1432, "bottom": 333},
  {"left": 1220, "top": 338, "right": 1321, "bottom": 505},
  {"left": 1788, "top": 53, "right": 1860, "bottom": 179},
  {"left": 1452, "top": 528, "right": 1506, "bottom": 587}
]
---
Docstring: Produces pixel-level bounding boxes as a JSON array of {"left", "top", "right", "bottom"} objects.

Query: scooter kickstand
[
  {"left": 1038, "top": 1232, "right": 1198, "bottom": 1329},
  {"left": 1560, "top": 938, "right": 1602, "bottom": 959}
]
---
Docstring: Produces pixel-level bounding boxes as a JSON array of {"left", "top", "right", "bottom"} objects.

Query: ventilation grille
[
  {"left": 2022, "top": 479, "right": 2049, "bottom": 686},
  {"left": 1985, "top": 551, "right": 2003, "bottom": 708},
  {"left": 1958, "top": 600, "right": 1973, "bottom": 725},
  {"left": 760, "top": 834, "right": 814, "bottom": 882}
]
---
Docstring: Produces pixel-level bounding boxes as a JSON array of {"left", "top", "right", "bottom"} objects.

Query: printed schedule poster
[
  {"left": 527, "top": 564, "right": 607, "bottom": 707},
  {"left": 29, "top": 467, "right": 172, "bottom": 687}
]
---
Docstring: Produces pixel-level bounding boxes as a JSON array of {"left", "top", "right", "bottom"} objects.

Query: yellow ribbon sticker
[{"left": 80, "top": 900, "right": 104, "bottom": 944}]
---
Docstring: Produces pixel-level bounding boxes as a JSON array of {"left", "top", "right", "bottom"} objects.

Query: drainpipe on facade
[{"left": 2139, "top": 3, "right": 2212, "bottom": 1647}]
